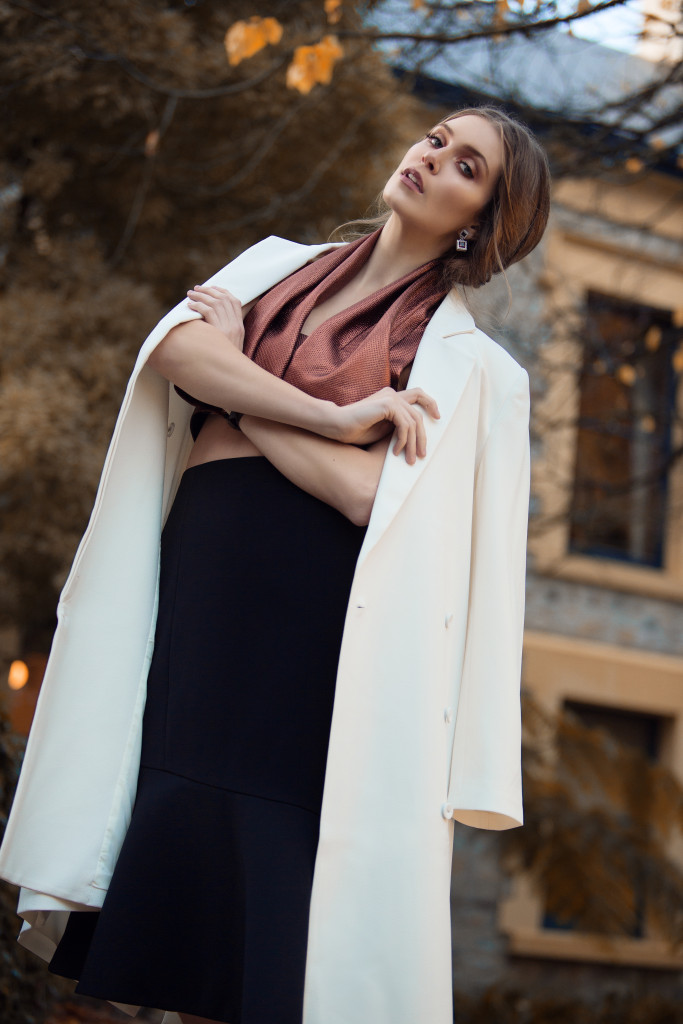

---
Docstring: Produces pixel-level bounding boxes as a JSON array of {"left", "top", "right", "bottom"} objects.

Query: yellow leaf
[
  {"left": 144, "top": 129, "right": 160, "bottom": 158},
  {"left": 673, "top": 346, "right": 683, "bottom": 373},
  {"left": 617, "top": 364, "right": 636, "bottom": 386},
  {"left": 286, "top": 35, "right": 344, "bottom": 94},
  {"left": 325, "top": 0, "right": 343, "bottom": 23},
  {"left": 494, "top": 0, "right": 508, "bottom": 25},
  {"left": 644, "top": 325, "right": 661, "bottom": 351},
  {"left": 625, "top": 156, "right": 644, "bottom": 173},
  {"left": 225, "top": 16, "right": 283, "bottom": 67}
]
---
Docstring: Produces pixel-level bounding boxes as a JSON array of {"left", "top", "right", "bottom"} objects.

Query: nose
[{"left": 421, "top": 149, "right": 439, "bottom": 173}]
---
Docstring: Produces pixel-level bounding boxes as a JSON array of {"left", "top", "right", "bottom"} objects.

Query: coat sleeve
[{"left": 447, "top": 369, "right": 530, "bottom": 830}]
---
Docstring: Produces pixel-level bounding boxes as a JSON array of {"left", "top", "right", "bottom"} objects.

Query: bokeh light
[{"left": 8, "top": 660, "right": 29, "bottom": 691}]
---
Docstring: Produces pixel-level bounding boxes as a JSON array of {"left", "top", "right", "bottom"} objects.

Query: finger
[
  {"left": 404, "top": 421, "right": 417, "bottom": 465},
  {"left": 187, "top": 290, "right": 218, "bottom": 305},
  {"left": 187, "top": 300, "right": 211, "bottom": 317},
  {"left": 191, "top": 285, "right": 241, "bottom": 306},
  {"left": 187, "top": 289, "right": 224, "bottom": 307},
  {"left": 405, "top": 388, "right": 440, "bottom": 420},
  {"left": 392, "top": 415, "right": 408, "bottom": 457},
  {"left": 414, "top": 407, "right": 427, "bottom": 459}
]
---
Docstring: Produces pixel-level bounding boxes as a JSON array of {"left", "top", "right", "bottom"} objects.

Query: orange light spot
[
  {"left": 8, "top": 660, "right": 29, "bottom": 691},
  {"left": 644, "top": 325, "right": 661, "bottom": 351},
  {"left": 616, "top": 364, "right": 636, "bottom": 386}
]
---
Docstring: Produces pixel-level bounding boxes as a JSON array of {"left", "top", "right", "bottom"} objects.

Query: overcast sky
[{"left": 566, "top": 0, "right": 644, "bottom": 52}]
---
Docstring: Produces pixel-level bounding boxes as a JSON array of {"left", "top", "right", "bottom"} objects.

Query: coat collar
[{"left": 357, "top": 291, "right": 479, "bottom": 569}]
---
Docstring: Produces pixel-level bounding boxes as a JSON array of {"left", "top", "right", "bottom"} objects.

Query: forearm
[
  {"left": 148, "top": 320, "right": 338, "bottom": 436},
  {"left": 239, "top": 416, "right": 390, "bottom": 527}
]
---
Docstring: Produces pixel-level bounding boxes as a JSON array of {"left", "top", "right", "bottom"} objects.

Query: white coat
[{"left": 0, "top": 235, "right": 530, "bottom": 1024}]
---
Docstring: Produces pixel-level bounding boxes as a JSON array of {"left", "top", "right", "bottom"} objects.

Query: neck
[{"left": 354, "top": 215, "right": 448, "bottom": 291}]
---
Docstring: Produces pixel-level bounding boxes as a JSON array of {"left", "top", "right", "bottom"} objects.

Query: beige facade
[{"left": 496, "top": 166, "right": 683, "bottom": 982}]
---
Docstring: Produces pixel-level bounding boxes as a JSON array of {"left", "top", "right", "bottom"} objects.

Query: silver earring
[{"left": 456, "top": 229, "right": 468, "bottom": 252}]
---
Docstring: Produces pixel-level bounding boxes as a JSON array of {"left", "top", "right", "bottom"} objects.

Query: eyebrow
[{"left": 438, "top": 122, "right": 490, "bottom": 177}]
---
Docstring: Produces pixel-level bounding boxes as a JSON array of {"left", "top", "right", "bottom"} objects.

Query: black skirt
[{"left": 49, "top": 456, "right": 366, "bottom": 1024}]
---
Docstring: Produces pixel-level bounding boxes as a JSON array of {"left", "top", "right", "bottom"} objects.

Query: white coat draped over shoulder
[{"left": 0, "top": 235, "right": 530, "bottom": 1024}]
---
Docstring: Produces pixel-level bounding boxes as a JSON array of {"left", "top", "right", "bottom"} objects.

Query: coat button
[
  {"left": 167, "top": 422, "right": 175, "bottom": 437},
  {"left": 441, "top": 802, "right": 454, "bottom": 820},
  {"left": 444, "top": 707, "right": 453, "bottom": 724}
]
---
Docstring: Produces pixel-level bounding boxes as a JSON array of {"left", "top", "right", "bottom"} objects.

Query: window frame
[
  {"left": 498, "top": 630, "right": 683, "bottom": 969},
  {"left": 529, "top": 217, "right": 683, "bottom": 600}
]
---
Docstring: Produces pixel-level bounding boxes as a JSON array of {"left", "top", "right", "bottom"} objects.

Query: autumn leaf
[
  {"left": 224, "top": 16, "right": 283, "bottom": 67},
  {"left": 286, "top": 35, "right": 344, "bottom": 94},
  {"left": 625, "top": 156, "right": 644, "bottom": 173},
  {"left": 325, "top": 0, "right": 343, "bottom": 23},
  {"left": 672, "top": 346, "right": 683, "bottom": 374},
  {"left": 144, "top": 129, "right": 160, "bottom": 157},
  {"left": 494, "top": 0, "right": 509, "bottom": 26},
  {"left": 577, "top": 0, "right": 592, "bottom": 14},
  {"left": 644, "top": 325, "right": 661, "bottom": 351}
]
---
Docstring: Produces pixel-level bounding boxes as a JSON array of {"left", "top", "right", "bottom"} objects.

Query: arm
[
  {"left": 239, "top": 415, "right": 391, "bottom": 527},
  {"left": 148, "top": 319, "right": 339, "bottom": 436},
  {"left": 147, "top": 286, "right": 440, "bottom": 457}
]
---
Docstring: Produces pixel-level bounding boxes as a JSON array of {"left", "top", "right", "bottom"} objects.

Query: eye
[
  {"left": 458, "top": 160, "right": 474, "bottom": 179},
  {"left": 425, "top": 131, "right": 444, "bottom": 148}
]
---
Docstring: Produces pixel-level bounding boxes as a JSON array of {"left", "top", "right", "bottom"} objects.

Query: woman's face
[{"left": 383, "top": 114, "right": 504, "bottom": 252}]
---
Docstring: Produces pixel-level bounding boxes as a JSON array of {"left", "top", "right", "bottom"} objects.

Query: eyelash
[{"left": 424, "top": 132, "right": 475, "bottom": 180}]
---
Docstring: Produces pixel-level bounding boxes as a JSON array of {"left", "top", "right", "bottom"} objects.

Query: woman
[{"left": 0, "top": 107, "right": 550, "bottom": 1024}]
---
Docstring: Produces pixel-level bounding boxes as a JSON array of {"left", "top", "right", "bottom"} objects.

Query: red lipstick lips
[{"left": 400, "top": 167, "right": 423, "bottom": 194}]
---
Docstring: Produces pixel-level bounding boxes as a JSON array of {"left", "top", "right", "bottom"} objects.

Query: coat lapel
[{"left": 356, "top": 292, "right": 479, "bottom": 569}]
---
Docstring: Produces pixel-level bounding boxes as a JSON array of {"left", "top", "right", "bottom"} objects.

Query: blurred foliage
[
  {"left": 0, "top": 0, "right": 419, "bottom": 653},
  {"left": 504, "top": 693, "right": 683, "bottom": 943}
]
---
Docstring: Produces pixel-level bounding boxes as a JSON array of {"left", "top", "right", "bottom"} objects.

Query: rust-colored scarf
[
  {"left": 179, "top": 229, "right": 448, "bottom": 435},
  {"left": 242, "top": 228, "right": 447, "bottom": 404}
]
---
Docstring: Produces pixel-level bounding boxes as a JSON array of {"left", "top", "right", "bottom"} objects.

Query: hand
[
  {"left": 333, "top": 387, "right": 440, "bottom": 465},
  {"left": 186, "top": 285, "right": 245, "bottom": 351}
]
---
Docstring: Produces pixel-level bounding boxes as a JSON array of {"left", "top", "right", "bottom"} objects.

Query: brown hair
[{"left": 332, "top": 105, "right": 551, "bottom": 291}]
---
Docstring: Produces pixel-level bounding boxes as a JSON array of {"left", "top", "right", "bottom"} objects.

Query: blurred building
[{"left": 379, "top": 11, "right": 683, "bottom": 1003}]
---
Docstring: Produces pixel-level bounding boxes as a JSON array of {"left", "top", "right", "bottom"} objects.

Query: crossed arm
[{"left": 148, "top": 285, "right": 439, "bottom": 525}]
